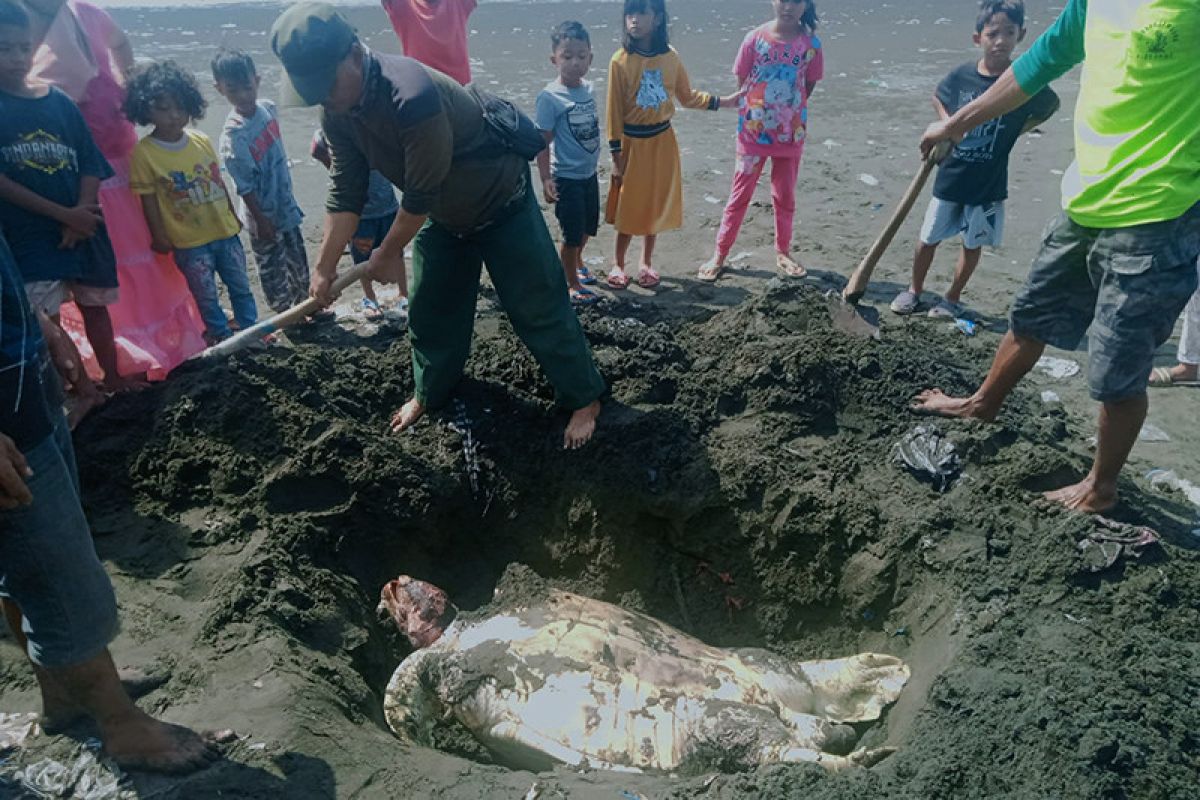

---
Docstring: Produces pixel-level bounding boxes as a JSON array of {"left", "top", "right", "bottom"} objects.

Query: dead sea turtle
[{"left": 378, "top": 576, "right": 910, "bottom": 773}]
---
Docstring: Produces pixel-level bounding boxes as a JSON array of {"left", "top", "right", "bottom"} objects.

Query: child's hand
[
  {"left": 542, "top": 177, "right": 559, "bottom": 204},
  {"left": 0, "top": 432, "right": 33, "bottom": 510},
  {"left": 61, "top": 204, "right": 103, "bottom": 237},
  {"left": 718, "top": 89, "right": 745, "bottom": 109},
  {"left": 150, "top": 237, "right": 172, "bottom": 255},
  {"left": 59, "top": 226, "right": 84, "bottom": 250},
  {"left": 310, "top": 270, "right": 337, "bottom": 307},
  {"left": 611, "top": 151, "right": 626, "bottom": 183},
  {"left": 920, "top": 120, "right": 963, "bottom": 159},
  {"left": 255, "top": 216, "right": 277, "bottom": 242}
]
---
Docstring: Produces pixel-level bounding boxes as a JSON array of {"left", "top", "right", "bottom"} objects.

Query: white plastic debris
[
  {"left": 1034, "top": 356, "right": 1080, "bottom": 380},
  {"left": 822, "top": 139, "right": 841, "bottom": 149},
  {"left": 0, "top": 713, "right": 38, "bottom": 753},
  {"left": 858, "top": 173, "right": 880, "bottom": 187},
  {"left": 730, "top": 251, "right": 754, "bottom": 264},
  {"left": 1138, "top": 423, "right": 1171, "bottom": 443},
  {"left": 1040, "top": 391, "right": 1061, "bottom": 404},
  {"left": 1146, "top": 470, "right": 1200, "bottom": 507},
  {"left": 5, "top": 746, "right": 134, "bottom": 800},
  {"left": 704, "top": 194, "right": 722, "bottom": 205}
]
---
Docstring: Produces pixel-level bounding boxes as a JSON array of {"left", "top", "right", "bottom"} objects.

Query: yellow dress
[{"left": 606, "top": 46, "right": 717, "bottom": 236}]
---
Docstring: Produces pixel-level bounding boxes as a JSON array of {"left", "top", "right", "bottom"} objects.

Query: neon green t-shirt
[{"left": 1012, "top": 0, "right": 1200, "bottom": 228}]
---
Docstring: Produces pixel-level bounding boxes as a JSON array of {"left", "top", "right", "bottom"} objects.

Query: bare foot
[
  {"left": 102, "top": 712, "right": 219, "bottom": 775},
  {"left": 911, "top": 389, "right": 996, "bottom": 422},
  {"left": 564, "top": 400, "right": 601, "bottom": 450},
  {"left": 65, "top": 386, "right": 107, "bottom": 429},
  {"left": 1043, "top": 476, "right": 1117, "bottom": 515},
  {"left": 776, "top": 252, "right": 807, "bottom": 278},
  {"left": 38, "top": 666, "right": 169, "bottom": 734},
  {"left": 390, "top": 398, "right": 426, "bottom": 434}
]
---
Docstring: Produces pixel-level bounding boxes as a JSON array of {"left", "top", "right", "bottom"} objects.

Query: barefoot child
[
  {"left": 0, "top": 2, "right": 132, "bottom": 398},
  {"left": 213, "top": 48, "right": 309, "bottom": 313},
  {"left": 606, "top": 0, "right": 739, "bottom": 290},
  {"left": 536, "top": 21, "right": 601, "bottom": 307},
  {"left": 311, "top": 129, "right": 408, "bottom": 321},
  {"left": 700, "top": 0, "right": 823, "bottom": 282},
  {"left": 126, "top": 61, "right": 257, "bottom": 344},
  {"left": 890, "top": 0, "right": 1058, "bottom": 319}
]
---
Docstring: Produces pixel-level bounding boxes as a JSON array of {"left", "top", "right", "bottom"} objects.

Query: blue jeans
[
  {"left": 0, "top": 413, "right": 119, "bottom": 668},
  {"left": 174, "top": 235, "right": 258, "bottom": 340}
]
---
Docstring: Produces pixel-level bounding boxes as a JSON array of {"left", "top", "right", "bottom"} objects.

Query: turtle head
[{"left": 378, "top": 576, "right": 456, "bottom": 649}]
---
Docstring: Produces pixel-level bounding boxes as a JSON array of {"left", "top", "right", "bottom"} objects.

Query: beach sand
[{"left": 1, "top": 2, "right": 1198, "bottom": 798}]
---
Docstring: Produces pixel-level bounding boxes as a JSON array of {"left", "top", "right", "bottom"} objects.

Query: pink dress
[
  {"left": 32, "top": 1, "right": 205, "bottom": 380},
  {"left": 381, "top": 0, "right": 476, "bottom": 85}
]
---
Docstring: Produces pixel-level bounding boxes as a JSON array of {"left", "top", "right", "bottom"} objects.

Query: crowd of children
[{"left": 10, "top": 0, "right": 1196, "bottom": 416}]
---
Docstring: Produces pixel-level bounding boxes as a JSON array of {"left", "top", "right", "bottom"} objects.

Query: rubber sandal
[
  {"left": 606, "top": 270, "right": 630, "bottom": 290},
  {"left": 1150, "top": 366, "right": 1200, "bottom": 388},
  {"left": 776, "top": 253, "right": 807, "bottom": 278},
  {"left": 697, "top": 259, "right": 725, "bottom": 283},
  {"left": 890, "top": 290, "right": 920, "bottom": 315},
  {"left": 637, "top": 268, "right": 661, "bottom": 289},
  {"left": 578, "top": 267, "right": 597, "bottom": 286},
  {"left": 361, "top": 297, "right": 384, "bottom": 321},
  {"left": 570, "top": 287, "right": 601, "bottom": 307}
]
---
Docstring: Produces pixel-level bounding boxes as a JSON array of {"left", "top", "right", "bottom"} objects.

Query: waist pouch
[{"left": 456, "top": 85, "right": 546, "bottom": 162}]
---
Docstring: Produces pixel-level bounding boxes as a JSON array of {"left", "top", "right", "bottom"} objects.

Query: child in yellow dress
[{"left": 605, "top": 0, "right": 739, "bottom": 289}]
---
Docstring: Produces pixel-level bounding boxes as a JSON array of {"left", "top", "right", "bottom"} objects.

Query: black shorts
[{"left": 553, "top": 174, "right": 600, "bottom": 247}]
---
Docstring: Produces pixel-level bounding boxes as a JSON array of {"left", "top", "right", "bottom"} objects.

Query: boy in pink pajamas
[{"left": 699, "top": 0, "right": 822, "bottom": 282}]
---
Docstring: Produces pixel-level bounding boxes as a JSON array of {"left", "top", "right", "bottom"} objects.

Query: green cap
[{"left": 270, "top": 1, "right": 357, "bottom": 107}]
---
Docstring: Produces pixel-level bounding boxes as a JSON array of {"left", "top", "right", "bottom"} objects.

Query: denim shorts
[
  {"left": 351, "top": 212, "right": 397, "bottom": 264},
  {"left": 919, "top": 198, "right": 1005, "bottom": 249},
  {"left": 553, "top": 174, "right": 600, "bottom": 247},
  {"left": 0, "top": 413, "right": 119, "bottom": 668},
  {"left": 1010, "top": 202, "right": 1200, "bottom": 402}
]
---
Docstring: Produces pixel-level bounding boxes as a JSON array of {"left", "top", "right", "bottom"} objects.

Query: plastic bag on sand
[
  {"left": 1034, "top": 356, "right": 1080, "bottom": 380},
  {"left": 1, "top": 746, "right": 133, "bottom": 800},
  {"left": 1077, "top": 517, "right": 1161, "bottom": 574},
  {"left": 893, "top": 425, "right": 962, "bottom": 492},
  {"left": 0, "top": 713, "right": 39, "bottom": 754}
]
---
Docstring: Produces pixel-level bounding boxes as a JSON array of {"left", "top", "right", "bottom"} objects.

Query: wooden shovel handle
[
  {"left": 199, "top": 261, "right": 371, "bottom": 360},
  {"left": 843, "top": 141, "right": 952, "bottom": 305}
]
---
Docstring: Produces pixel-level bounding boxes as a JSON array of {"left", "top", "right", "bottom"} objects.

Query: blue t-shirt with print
[
  {"left": 0, "top": 87, "right": 117, "bottom": 287},
  {"left": 362, "top": 170, "right": 399, "bottom": 220},
  {"left": 220, "top": 100, "right": 304, "bottom": 237},
  {"left": 535, "top": 80, "right": 601, "bottom": 181},
  {"left": 0, "top": 235, "right": 59, "bottom": 451}
]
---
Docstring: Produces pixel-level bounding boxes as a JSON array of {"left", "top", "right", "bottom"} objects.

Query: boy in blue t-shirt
[
  {"left": 535, "top": 21, "right": 602, "bottom": 308},
  {"left": 213, "top": 48, "right": 309, "bottom": 313},
  {"left": 891, "top": 0, "right": 1058, "bottom": 319},
  {"left": 0, "top": 2, "right": 130, "bottom": 397}
]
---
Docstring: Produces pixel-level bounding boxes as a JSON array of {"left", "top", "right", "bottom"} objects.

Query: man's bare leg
[
  {"left": 390, "top": 398, "right": 426, "bottom": 434},
  {"left": 914, "top": 330, "right": 1045, "bottom": 420},
  {"left": 1045, "top": 393, "right": 1146, "bottom": 514},
  {"left": 909, "top": 242, "right": 939, "bottom": 296},
  {"left": 564, "top": 400, "right": 601, "bottom": 450},
  {"left": 53, "top": 649, "right": 217, "bottom": 774},
  {"left": 1, "top": 600, "right": 82, "bottom": 731}
]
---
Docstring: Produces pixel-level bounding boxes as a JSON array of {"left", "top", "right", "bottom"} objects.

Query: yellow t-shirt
[{"left": 130, "top": 130, "right": 241, "bottom": 250}]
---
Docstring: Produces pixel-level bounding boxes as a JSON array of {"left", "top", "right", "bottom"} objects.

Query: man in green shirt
[
  {"left": 270, "top": 2, "right": 606, "bottom": 449},
  {"left": 915, "top": 0, "right": 1200, "bottom": 514}
]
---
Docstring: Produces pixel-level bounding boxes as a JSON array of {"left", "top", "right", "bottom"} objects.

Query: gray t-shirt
[
  {"left": 535, "top": 79, "right": 600, "bottom": 181},
  {"left": 220, "top": 100, "right": 304, "bottom": 236}
]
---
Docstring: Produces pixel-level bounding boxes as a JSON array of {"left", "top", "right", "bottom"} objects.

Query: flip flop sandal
[
  {"left": 697, "top": 260, "right": 725, "bottom": 283},
  {"left": 637, "top": 268, "right": 661, "bottom": 288},
  {"left": 776, "top": 253, "right": 807, "bottom": 278},
  {"left": 578, "top": 267, "right": 598, "bottom": 286},
  {"left": 570, "top": 288, "right": 601, "bottom": 306},
  {"left": 1150, "top": 366, "right": 1200, "bottom": 387},
  {"left": 606, "top": 270, "right": 630, "bottom": 290}
]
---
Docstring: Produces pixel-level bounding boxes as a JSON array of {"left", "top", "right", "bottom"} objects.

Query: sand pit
[{"left": 2, "top": 285, "right": 1198, "bottom": 799}]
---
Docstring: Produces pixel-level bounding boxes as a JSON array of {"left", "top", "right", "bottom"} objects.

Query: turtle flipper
[
  {"left": 760, "top": 744, "right": 896, "bottom": 771},
  {"left": 799, "top": 653, "right": 910, "bottom": 722},
  {"left": 384, "top": 651, "right": 440, "bottom": 747}
]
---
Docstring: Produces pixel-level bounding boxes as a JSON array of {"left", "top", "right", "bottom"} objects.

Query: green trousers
[{"left": 409, "top": 184, "right": 607, "bottom": 411}]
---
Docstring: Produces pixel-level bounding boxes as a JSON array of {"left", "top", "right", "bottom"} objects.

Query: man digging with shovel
[
  {"left": 914, "top": 0, "right": 1200, "bottom": 514},
  {"left": 271, "top": 2, "right": 606, "bottom": 449}
]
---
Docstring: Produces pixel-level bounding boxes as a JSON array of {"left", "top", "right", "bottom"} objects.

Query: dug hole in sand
[{"left": 1, "top": 285, "right": 1197, "bottom": 799}]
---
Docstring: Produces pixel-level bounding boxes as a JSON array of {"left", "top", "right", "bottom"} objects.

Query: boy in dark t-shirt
[
  {"left": 891, "top": 0, "right": 1058, "bottom": 319},
  {"left": 0, "top": 3, "right": 133, "bottom": 399}
]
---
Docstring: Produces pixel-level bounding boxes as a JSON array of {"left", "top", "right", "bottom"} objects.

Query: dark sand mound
[{"left": 2, "top": 285, "right": 1197, "bottom": 799}]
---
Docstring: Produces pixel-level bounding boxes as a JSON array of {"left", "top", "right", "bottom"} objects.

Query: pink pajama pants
[{"left": 715, "top": 153, "right": 801, "bottom": 259}]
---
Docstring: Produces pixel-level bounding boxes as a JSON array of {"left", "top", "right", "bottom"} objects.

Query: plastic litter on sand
[
  {"left": 893, "top": 424, "right": 962, "bottom": 492},
  {"left": 858, "top": 173, "right": 880, "bottom": 187},
  {"left": 1137, "top": 423, "right": 1170, "bottom": 443},
  {"left": 1034, "top": 356, "right": 1080, "bottom": 380}
]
